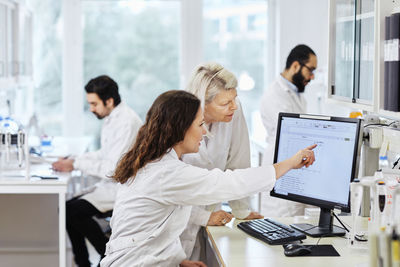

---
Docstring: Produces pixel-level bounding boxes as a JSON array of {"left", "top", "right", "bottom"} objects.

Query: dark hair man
[
  {"left": 52, "top": 75, "right": 142, "bottom": 267},
  {"left": 259, "top": 44, "right": 317, "bottom": 218}
]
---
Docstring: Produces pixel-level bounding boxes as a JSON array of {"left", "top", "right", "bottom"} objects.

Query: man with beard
[
  {"left": 52, "top": 75, "right": 142, "bottom": 267},
  {"left": 259, "top": 44, "right": 317, "bottom": 217}
]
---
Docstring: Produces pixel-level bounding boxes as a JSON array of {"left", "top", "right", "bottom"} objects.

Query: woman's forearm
[
  {"left": 273, "top": 144, "right": 317, "bottom": 179},
  {"left": 273, "top": 158, "right": 294, "bottom": 179}
]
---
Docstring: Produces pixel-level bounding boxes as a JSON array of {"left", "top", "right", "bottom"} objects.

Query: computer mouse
[{"left": 283, "top": 244, "right": 312, "bottom": 257}]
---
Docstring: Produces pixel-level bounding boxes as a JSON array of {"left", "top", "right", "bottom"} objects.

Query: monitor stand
[{"left": 290, "top": 208, "right": 346, "bottom": 237}]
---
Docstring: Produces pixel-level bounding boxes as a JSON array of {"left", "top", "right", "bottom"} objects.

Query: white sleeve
[
  {"left": 74, "top": 122, "right": 140, "bottom": 179},
  {"left": 73, "top": 150, "right": 102, "bottom": 163},
  {"left": 160, "top": 163, "right": 276, "bottom": 206},
  {"left": 187, "top": 206, "right": 212, "bottom": 227}
]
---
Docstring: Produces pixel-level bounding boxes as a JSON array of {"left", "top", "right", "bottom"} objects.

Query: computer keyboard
[{"left": 237, "top": 218, "right": 306, "bottom": 245}]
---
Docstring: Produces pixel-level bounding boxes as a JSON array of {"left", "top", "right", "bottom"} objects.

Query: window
[
  {"left": 82, "top": 0, "right": 180, "bottom": 137},
  {"left": 27, "top": 0, "right": 62, "bottom": 135},
  {"left": 203, "top": 0, "right": 268, "bottom": 139}
]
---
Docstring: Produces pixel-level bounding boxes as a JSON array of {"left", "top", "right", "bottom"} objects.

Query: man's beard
[
  {"left": 292, "top": 70, "right": 310, "bottom": 93},
  {"left": 93, "top": 112, "right": 104, "bottom": 120}
]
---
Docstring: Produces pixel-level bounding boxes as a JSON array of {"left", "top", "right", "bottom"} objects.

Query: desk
[
  {"left": 0, "top": 136, "right": 92, "bottom": 267},
  {"left": 0, "top": 164, "right": 70, "bottom": 267},
  {"left": 206, "top": 217, "right": 369, "bottom": 267}
]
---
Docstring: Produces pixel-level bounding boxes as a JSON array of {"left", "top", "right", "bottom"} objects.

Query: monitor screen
[{"left": 270, "top": 113, "right": 362, "bottom": 237}]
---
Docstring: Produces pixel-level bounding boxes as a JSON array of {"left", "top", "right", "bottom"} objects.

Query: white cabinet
[
  {"left": 0, "top": 0, "right": 32, "bottom": 88},
  {"left": 328, "top": 0, "right": 376, "bottom": 111},
  {"left": 328, "top": 0, "right": 400, "bottom": 116}
]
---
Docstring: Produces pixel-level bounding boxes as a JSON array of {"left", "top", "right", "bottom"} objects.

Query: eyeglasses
[{"left": 300, "top": 63, "right": 316, "bottom": 75}]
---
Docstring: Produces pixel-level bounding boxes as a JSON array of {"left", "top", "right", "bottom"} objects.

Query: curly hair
[{"left": 113, "top": 90, "right": 200, "bottom": 184}]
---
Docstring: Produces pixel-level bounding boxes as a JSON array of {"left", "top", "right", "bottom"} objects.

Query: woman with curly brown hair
[{"left": 100, "top": 90, "right": 315, "bottom": 267}]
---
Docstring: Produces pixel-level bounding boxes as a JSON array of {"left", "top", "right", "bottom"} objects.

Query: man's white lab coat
[
  {"left": 101, "top": 149, "right": 276, "bottom": 267},
  {"left": 75, "top": 102, "right": 142, "bottom": 212},
  {"left": 259, "top": 76, "right": 308, "bottom": 217},
  {"left": 180, "top": 101, "right": 252, "bottom": 259}
]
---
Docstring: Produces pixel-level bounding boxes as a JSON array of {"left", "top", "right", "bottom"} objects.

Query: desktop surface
[{"left": 206, "top": 217, "right": 368, "bottom": 267}]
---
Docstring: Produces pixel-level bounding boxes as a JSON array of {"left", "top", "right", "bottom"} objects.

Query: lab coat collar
[
  {"left": 276, "top": 76, "right": 305, "bottom": 112},
  {"left": 279, "top": 75, "right": 299, "bottom": 95},
  {"left": 106, "top": 102, "right": 126, "bottom": 122},
  {"left": 168, "top": 148, "right": 180, "bottom": 160}
]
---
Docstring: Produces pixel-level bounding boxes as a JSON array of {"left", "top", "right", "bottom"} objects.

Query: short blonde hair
[{"left": 185, "top": 62, "right": 237, "bottom": 109}]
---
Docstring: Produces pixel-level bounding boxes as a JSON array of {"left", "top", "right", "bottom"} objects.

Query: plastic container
[
  {"left": 379, "top": 156, "right": 390, "bottom": 171},
  {"left": 40, "top": 135, "right": 53, "bottom": 153}
]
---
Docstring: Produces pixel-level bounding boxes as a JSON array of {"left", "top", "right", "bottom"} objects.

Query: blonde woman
[{"left": 181, "top": 62, "right": 262, "bottom": 260}]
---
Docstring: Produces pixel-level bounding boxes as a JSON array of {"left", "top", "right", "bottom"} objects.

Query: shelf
[
  {"left": 326, "top": 97, "right": 374, "bottom": 112},
  {"left": 378, "top": 109, "right": 400, "bottom": 119},
  {"left": 336, "top": 11, "right": 374, "bottom": 23}
]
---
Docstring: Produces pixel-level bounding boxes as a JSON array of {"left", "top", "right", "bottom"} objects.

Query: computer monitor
[{"left": 270, "top": 113, "right": 362, "bottom": 237}]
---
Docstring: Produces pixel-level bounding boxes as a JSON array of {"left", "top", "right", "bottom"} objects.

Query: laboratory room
[{"left": 1, "top": 0, "right": 400, "bottom": 266}]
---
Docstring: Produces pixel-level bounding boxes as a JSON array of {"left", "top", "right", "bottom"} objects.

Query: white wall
[{"left": 275, "top": 0, "right": 328, "bottom": 74}]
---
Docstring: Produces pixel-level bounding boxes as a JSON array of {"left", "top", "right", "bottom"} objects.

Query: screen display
[{"left": 271, "top": 114, "right": 360, "bottom": 209}]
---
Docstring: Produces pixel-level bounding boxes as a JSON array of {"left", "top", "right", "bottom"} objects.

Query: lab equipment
[
  {"left": 392, "top": 230, "right": 400, "bottom": 267},
  {"left": 377, "top": 181, "right": 387, "bottom": 226},
  {"left": 350, "top": 179, "right": 364, "bottom": 246},
  {"left": 40, "top": 135, "right": 53, "bottom": 153},
  {"left": 379, "top": 227, "right": 392, "bottom": 267},
  {"left": 237, "top": 218, "right": 306, "bottom": 245},
  {"left": 270, "top": 113, "right": 362, "bottom": 237},
  {"left": 379, "top": 156, "right": 390, "bottom": 170},
  {"left": 362, "top": 171, "right": 400, "bottom": 267},
  {"left": 369, "top": 228, "right": 379, "bottom": 267},
  {"left": 393, "top": 184, "right": 400, "bottom": 231},
  {"left": 375, "top": 169, "right": 400, "bottom": 228},
  {"left": 0, "top": 118, "right": 30, "bottom": 179}
]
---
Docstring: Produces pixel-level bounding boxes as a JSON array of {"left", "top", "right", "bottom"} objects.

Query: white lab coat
[
  {"left": 180, "top": 101, "right": 251, "bottom": 259},
  {"left": 75, "top": 102, "right": 142, "bottom": 212},
  {"left": 100, "top": 149, "right": 276, "bottom": 267},
  {"left": 259, "top": 75, "right": 308, "bottom": 217}
]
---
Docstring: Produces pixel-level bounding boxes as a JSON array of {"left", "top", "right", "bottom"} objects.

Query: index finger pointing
[{"left": 307, "top": 144, "right": 317, "bottom": 150}]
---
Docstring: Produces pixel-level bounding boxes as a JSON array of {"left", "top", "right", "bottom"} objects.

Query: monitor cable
[
  {"left": 363, "top": 123, "right": 390, "bottom": 128},
  {"left": 333, "top": 212, "right": 368, "bottom": 242},
  {"left": 332, "top": 212, "right": 349, "bottom": 232}
]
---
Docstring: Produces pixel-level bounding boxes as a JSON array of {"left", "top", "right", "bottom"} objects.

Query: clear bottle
[
  {"left": 379, "top": 156, "right": 390, "bottom": 171},
  {"left": 40, "top": 135, "right": 53, "bottom": 153}
]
